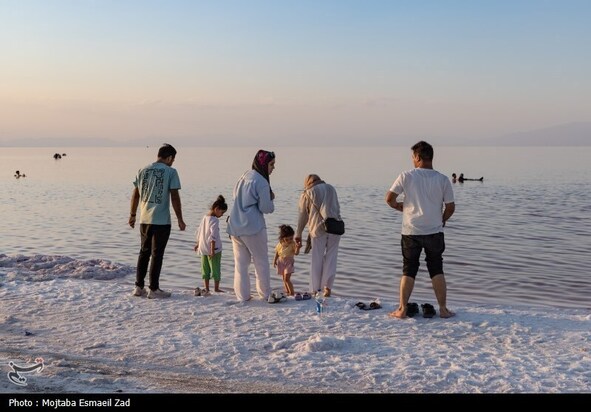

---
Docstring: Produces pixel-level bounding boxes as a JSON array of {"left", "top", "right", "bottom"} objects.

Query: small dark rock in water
[{"left": 24, "top": 330, "right": 34, "bottom": 336}]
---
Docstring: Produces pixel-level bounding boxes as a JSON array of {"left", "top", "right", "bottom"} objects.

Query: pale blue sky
[{"left": 1, "top": 0, "right": 590, "bottom": 145}]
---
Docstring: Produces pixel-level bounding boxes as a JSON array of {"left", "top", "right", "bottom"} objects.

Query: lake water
[{"left": 2, "top": 146, "right": 590, "bottom": 309}]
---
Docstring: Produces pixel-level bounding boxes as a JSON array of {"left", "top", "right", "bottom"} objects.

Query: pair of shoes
[
  {"left": 132, "top": 286, "right": 146, "bottom": 297},
  {"left": 323, "top": 287, "right": 331, "bottom": 297},
  {"left": 194, "top": 287, "right": 210, "bottom": 297},
  {"left": 294, "top": 292, "right": 303, "bottom": 301},
  {"left": 302, "top": 292, "right": 312, "bottom": 300},
  {"left": 147, "top": 288, "right": 172, "bottom": 299},
  {"left": 195, "top": 287, "right": 211, "bottom": 297},
  {"left": 406, "top": 302, "right": 419, "bottom": 317},
  {"left": 268, "top": 291, "right": 287, "bottom": 304},
  {"left": 355, "top": 301, "right": 382, "bottom": 311},
  {"left": 421, "top": 303, "right": 436, "bottom": 318}
]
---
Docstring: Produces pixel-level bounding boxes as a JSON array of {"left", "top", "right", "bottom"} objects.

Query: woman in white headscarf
[{"left": 295, "top": 174, "right": 343, "bottom": 298}]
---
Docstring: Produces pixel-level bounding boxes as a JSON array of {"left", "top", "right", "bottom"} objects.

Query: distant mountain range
[
  {"left": 1, "top": 122, "right": 589, "bottom": 147},
  {"left": 476, "top": 122, "right": 591, "bottom": 146},
  {"left": 0, "top": 137, "right": 125, "bottom": 147}
]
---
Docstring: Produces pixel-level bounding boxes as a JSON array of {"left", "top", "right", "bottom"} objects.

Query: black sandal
[
  {"left": 406, "top": 302, "right": 419, "bottom": 317},
  {"left": 421, "top": 303, "right": 436, "bottom": 318},
  {"left": 356, "top": 301, "right": 382, "bottom": 310}
]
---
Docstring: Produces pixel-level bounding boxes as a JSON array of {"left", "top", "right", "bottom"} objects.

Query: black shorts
[{"left": 401, "top": 233, "right": 445, "bottom": 279}]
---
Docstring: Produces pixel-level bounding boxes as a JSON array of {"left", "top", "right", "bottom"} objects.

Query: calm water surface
[{"left": 2, "top": 146, "right": 590, "bottom": 309}]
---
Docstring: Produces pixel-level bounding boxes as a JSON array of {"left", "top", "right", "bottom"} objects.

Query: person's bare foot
[
  {"left": 388, "top": 307, "right": 407, "bottom": 319},
  {"left": 214, "top": 288, "right": 225, "bottom": 293},
  {"left": 439, "top": 307, "right": 455, "bottom": 318}
]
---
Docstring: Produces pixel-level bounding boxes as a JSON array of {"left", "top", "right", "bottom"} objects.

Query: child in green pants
[{"left": 194, "top": 195, "right": 228, "bottom": 295}]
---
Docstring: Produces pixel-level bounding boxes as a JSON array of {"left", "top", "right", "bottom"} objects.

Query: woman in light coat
[
  {"left": 227, "top": 150, "right": 276, "bottom": 302},
  {"left": 295, "top": 174, "right": 342, "bottom": 298}
]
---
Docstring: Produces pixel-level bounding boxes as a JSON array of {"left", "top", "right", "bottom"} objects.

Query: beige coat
[{"left": 296, "top": 182, "right": 342, "bottom": 238}]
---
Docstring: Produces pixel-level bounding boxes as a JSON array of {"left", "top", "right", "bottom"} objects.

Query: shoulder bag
[{"left": 305, "top": 191, "right": 345, "bottom": 235}]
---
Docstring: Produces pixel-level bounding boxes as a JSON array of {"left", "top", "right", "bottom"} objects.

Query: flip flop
[
  {"left": 356, "top": 302, "right": 381, "bottom": 310},
  {"left": 421, "top": 303, "right": 436, "bottom": 318},
  {"left": 294, "top": 292, "right": 303, "bottom": 301},
  {"left": 302, "top": 292, "right": 312, "bottom": 300}
]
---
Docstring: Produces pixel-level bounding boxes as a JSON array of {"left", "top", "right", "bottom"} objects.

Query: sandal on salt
[
  {"left": 369, "top": 301, "right": 382, "bottom": 310},
  {"left": 407, "top": 302, "right": 419, "bottom": 317},
  {"left": 421, "top": 303, "right": 436, "bottom": 318},
  {"left": 268, "top": 292, "right": 287, "bottom": 304}
]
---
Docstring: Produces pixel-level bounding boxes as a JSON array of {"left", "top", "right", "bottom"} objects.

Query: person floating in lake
[
  {"left": 14, "top": 170, "right": 26, "bottom": 178},
  {"left": 53, "top": 153, "right": 62, "bottom": 160},
  {"left": 451, "top": 173, "right": 457, "bottom": 183},
  {"left": 457, "top": 173, "right": 483, "bottom": 183}
]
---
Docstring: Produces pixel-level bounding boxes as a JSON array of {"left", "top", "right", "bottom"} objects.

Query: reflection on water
[{"left": 2, "top": 146, "right": 590, "bottom": 309}]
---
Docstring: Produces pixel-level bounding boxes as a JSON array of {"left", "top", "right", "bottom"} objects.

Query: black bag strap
[{"left": 304, "top": 190, "right": 325, "bottom": 221}]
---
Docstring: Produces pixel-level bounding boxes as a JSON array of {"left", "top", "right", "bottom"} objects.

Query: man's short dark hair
[
  {"left": 411, "top": 141, "right": 433, "bottom": 161},
  {"left": 158, "top": 143, "right": 177, "bottom": 159}
]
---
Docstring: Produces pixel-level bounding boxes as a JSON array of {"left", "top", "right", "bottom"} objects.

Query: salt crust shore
[{"left": 0, "top": 254, "right": 590, "bottom": 395}]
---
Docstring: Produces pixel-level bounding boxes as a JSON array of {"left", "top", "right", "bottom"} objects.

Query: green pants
[{"left": 201, "top": 252, "right": 222, "bottom": 281}]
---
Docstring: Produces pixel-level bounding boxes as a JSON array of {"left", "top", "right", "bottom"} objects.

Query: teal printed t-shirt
[{"left": 134, "top": 162, "right": 181, "bottom": 225}]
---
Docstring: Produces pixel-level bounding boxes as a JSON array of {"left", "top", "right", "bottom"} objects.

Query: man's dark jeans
[{"left": 135, "top": 224, "right": 172, "bottom": 291}]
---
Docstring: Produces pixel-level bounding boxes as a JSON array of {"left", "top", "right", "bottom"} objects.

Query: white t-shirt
[
  {"left": 389, "top": 168, "right": 454, "bottom": 235},
  {"left": 195, "top": 215, "right": 222, "bottom": 255}
]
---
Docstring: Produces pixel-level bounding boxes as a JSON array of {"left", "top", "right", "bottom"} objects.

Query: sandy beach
[{"left": 1, "top": 254, "right": 590, "bottom": 396}]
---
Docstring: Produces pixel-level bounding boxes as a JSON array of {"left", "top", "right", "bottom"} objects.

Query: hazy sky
[{"left": 1, "top": 0, "right": 590, "bottom": 145}]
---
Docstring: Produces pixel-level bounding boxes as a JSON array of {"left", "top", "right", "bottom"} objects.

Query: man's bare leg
[
  {"left": 431, "top": 274, "right": 455, "bottom": 318},
  {"left": 389, "top": 276, "right": 415, "bottom": 318}
]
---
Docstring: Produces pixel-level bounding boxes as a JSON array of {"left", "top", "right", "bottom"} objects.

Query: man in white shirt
[{"left": 386, "top": 141, "right": 455, "bottom": 318}]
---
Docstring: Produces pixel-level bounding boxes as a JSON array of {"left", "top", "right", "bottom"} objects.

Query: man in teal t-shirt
[{"left": 129, "top": 144, "right": 186, "bottom": 299}]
